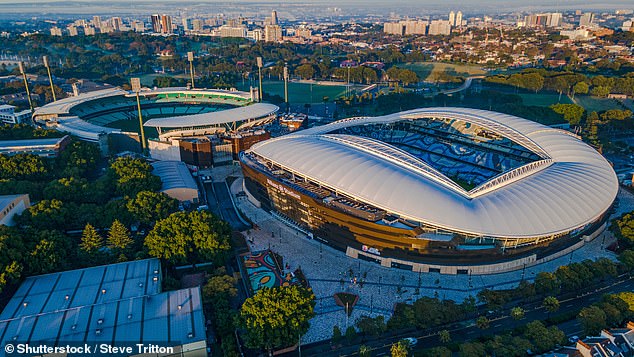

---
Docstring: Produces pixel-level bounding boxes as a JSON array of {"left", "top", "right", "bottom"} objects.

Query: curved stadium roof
[{"left": 248, "top": 107, "right": 618, "bottom": 239}]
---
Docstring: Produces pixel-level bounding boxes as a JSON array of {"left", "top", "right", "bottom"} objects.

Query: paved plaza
[{"left": 223, "top": 170, "right": 633, "bottom": 343}]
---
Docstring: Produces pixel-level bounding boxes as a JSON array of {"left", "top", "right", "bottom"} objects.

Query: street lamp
[
  {"left": 256, "top": 56, "right": 263, "bottom": 102},
  {"left": 43, "top": 56, "right": 56, "bottom": 102},
  {"left": 283, "top": 64, "right": 289, "bottom": 112},
  {"left": 187, "top": 51, "right": 195, "bottom": 89},
  {"left": 18, "top": 62, "right": 34, "bottom": 112},
  {"left": 131, "top": 78, "right": 147, "bottom": 153}
]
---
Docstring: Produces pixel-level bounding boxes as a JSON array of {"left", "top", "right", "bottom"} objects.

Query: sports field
[
  {"left": 518, "top": 93, "right": 573, "bottom": 107},
  {"left": 574, "top": 96, "right": 623, "bottom": 113},
  {"left": 139, "top": 73, "right": 190, "bottom": 86},
  {"left": 401, "top": 62, "right": 486, "bottom": 82},
  {"left": 239, "top": 80, "right": 362, "bottom": 103}
]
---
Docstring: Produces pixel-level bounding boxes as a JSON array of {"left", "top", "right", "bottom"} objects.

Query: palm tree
[
  {"left": 359, "top": 344, "right": 371, "bottom": 357},
  {"left": 543, "top": 296, "right": 560, "bottom": 318},
  {"left": 476, "top": 316, "right": 489, "bottom": 329},
  {"left": 439, "top": 329, "right": 451, "bottom": 343}
]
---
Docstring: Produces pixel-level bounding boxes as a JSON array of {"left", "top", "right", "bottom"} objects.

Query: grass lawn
[
  {"left": 400, "top": 62, "right": 486, "bottom": 82},
  {"left": 518, "top": 93, "right": 573, "bottom": 107},
  {"left": 238, "top": 80, "right": 362, "bottom": 104},
  {"left": 106, "top": 118, "right": 159, "bottom": 138},
  {"left": 574, "top": 95, "right": 624, "bottom": 113}
]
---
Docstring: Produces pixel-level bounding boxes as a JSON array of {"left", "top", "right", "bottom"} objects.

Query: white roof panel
[
  {"left": 249, "top": 107, "right": 618, "bottom": 239},
  {"left": 143, "top": 102, "right": 278, "bottom": 128}
]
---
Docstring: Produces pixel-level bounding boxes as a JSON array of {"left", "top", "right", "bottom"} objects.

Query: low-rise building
[
  {"left": 0, "top": 135, "right": 71, "bottom": 157},
  {"left": 0, "top": 194, "right": 30, "bottom": 226},
  {"left": 0, "top": 259, "right": 207, "bottom": 356},
  {"left": 0, "top": 104, "right": 31, "bottom": 124},
  {"left": 151, "top": 160, "right": 200, "bottom": 203}
]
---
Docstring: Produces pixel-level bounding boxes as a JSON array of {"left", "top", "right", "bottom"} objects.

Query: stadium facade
[
  {"left": 241, "top": 108, "right": 618, "bottom": 274},
  {"left": 32, "top": 87, "right": 278, "bottom": 164}
]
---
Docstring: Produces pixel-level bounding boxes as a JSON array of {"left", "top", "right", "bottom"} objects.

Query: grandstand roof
[
  {"left": 32, "top": 88, "right": 127, "bottom": 117},
  {"left": 248, "top": 107, "right": 618, "bottom": 239},
  {"left": 143, "top": 103, "right": 279, "bottom": 128}
]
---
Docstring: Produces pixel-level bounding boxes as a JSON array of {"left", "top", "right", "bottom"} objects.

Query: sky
[{"left": 0, "top": 0, "right": 632, "bottom": 17}]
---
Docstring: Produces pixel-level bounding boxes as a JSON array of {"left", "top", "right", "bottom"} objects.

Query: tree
[
  {"left": 535, "top": 272, "right": 559, "bottom": 295},
  {"left": 107, "top": 219, "right": 133, "bottom": 251},
  {"left": 543, "top": 296, "right": 560, "bottom": 316},
  {"left": 356, "top": 315, "right": 386, "bottom": 337},
  {"left": 145, "top": 211, "right": 231, "bottom": 264},
  {"left": 332, "top": 325, "right": 343, "bottom": 344},
  {"left": 573, "top": 82, "right": 589, "bottom": 96},
  {"left": 476, "top": 316, "right": 489, "bottom": 329},
  {"left": 459, "top": 342, "right": 486, "bottom": 357},
  {"left": 80, "top": 223, "right": 103, "bottom": 253},
  {"left": 25, "top": 230, "right": 71, "bottom": 275},
  {"left": 618, "top": 250, "right": 634, "bottom": 270},
  {"left": 439, "top": 329, "right": 451, "bottom": 343},
  {"left": 612, "top": 213, "right": 634, "bottom": 248},
  {"left": 126, "top": 191, "right": 178, "bottom": 225},
  {"left": 425, "top": 347, "right": 452, "bottom": 357},
  {"left": 345, "top": 326, "right": 357, "bottom": 341},
  {"left": 511, "top": 307, "right": 525, "bottom": 320},
  {"left": 391, "top": 340, "right": 409, "bottom": 357},
  {"left": 524, "top": 321, "right": 565, "bottom": 353},
  {"left": 591, "top": 86, "right": 610, "bottom": 98},
  {"left": 239, "top": 286, "right": 315, "bottom": 351},
  {"left": 294, "top": 64, "right": 315, "bottom": 80},
  {"left": 108, "top": 157, "right": 161, "bottom": 197},
  {"left": 202, "top": 274, "right": 238, "bottom": 303},
  {"left": 550, "top": 103, "right": 584, "bottom": 125},
  {"left": 578, "top": 306, "right": 607, "bottom": 336},
  {"left": 359, "top": 345, "right": 371, "bottom": 357}
]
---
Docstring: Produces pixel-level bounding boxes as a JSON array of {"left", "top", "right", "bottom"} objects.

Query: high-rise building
[
  {"left": 92, "top": 16, "right": 101, "bottom": 28},
  {"left": 247, "top": 29, "right": 263, "bottom": 41},
  {"left": 182, "top": 17, "right": 190, "bottom": 31},
  {"left": 264, "top": 24, "right": 282, "bottom": 42},
  {"left": 111, "top": 17, "right": 122, "bottom": 31},
  {"left": 548, "top": 13, "right": 562, "bottom": 27},
  {"left": 383, "top": 22, "right": 405, "bottom": 35},
  {"left": 192, "top": 19, "right": 203, "bottom": 32},
  {"left": 271, "top": 10, "right": 278, "bottom": 25},
  {"left": 218, "top": 25, "right": 247, "bottom": 38},
  {"left": 449, "top": 11, "right": 455, "bottom": 26},
  {"left": 402, "top": 20, "right": 427, "bottom": 35},
  {"left": 84, "top": 26, "right": 96, "bottom": 36},
  {"left": 579, "top": 12, "right": 594, "bottom": 27},
  {"left": 456, "top": 11, "right": 463, "bottom": 27},
  {"left": 50, "top": 27, "right": 62, "bottom": 36},
  {"left": 296, "top": 27, "right": 312, "bottom": 38},
  {"left": 67, "top": 25, "right": 78, "bottom": 36},
  {"left": 151, "top": 14, "right": 161, "bottom": 33},
  {"left": 131, "top": 20, "right": 145, "bottom": 32},
  {"left": 428, "top": 20, "right": 451, "bottom": 35},
  {"left": 161, "top": 14, "right": 173, "bottom": 34}
]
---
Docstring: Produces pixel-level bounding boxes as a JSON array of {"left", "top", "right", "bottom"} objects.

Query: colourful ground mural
[{"left": 241, "top": 250, "right": 299, "bottom": 295}]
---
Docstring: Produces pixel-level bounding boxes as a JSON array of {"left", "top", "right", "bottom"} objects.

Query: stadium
[
  {"left": 32, "top": 87, "right": 279, "bottom": 161},
  {"left": 241, "top": 107, "right": 619, "bottom": 274}
]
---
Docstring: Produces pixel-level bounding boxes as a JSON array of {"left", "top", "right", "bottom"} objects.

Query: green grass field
[
  {"left": 574, "top": 96, "right": 624, "bottom": 113},
  {"left": 238, "top": 80, "right": 362, "bottom": 104},
  {"left": 400, "top": 62, "right": 486, "bottom": 82},
  {"left": 518, "top": 93, "right": 573, "bottom": 107}
]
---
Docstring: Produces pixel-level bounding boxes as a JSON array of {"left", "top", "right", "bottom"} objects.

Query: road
[
  {"left": 440, "top": 76, "right": 484, "bottom": 95},
  {"left": 204, "top": 180, "right": 250, "bottom": 231},
  {"left": 290, "top": 275, "right": 634, "bottom": 357}
]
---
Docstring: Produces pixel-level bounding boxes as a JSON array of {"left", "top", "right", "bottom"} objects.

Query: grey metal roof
[
  {"left": 151, "top": 161, "right": 198, "bottom": 192},
  {"left": 0, "top": 195, "right": 27, "bottom": 211},
  {"left": 32, "top": 88, "right": 128, "bottom": 117},
  {"left": 0, "top": 259, "right": 206, "bottom": 347},
  {"left": 248, "top": 107, "right": 618, "bottom": 239},
  {"left": 0, "top": 136, "right": 68, "bottom": 149},
  {"left": 143, "top": 102, "right": 279, "bottom": 128}
]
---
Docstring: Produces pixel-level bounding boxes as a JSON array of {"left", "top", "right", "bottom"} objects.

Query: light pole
[
  {"left": 256, "top": 56, "right": 263, "bottom": 102},
  {"left": 43, "top": 56, "right": 56, "bottom": 102},
  {"left": 18, "top": 62, "right": 34, "bottom": 113},
  {"left": 283, "top": 64, "right": 289, "bottom": 113},
  {"left": 131, "top": 78, "right": 147, "bottom": 153},
  {"left": 187, "top": 51, "right": 195, "bottom": 89}
]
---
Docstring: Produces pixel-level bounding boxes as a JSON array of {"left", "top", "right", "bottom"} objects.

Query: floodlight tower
[
  {"left": 256, "top": 56, "right": 263, "bottom": 102},
  {"left": 187, "top": 51, "right": 195, "bottom": 89},
  {"left": 283, "top": 64, "right": 289, "bottom": 112},
  {"left": 43, "top": 56, "right": 56, "bottom": 102},
  {"left": 131, "top": 78, "right": 147, "bottom": 152},
  {"left": 18, "top": 62, "right": 34, "bottom": 112}
]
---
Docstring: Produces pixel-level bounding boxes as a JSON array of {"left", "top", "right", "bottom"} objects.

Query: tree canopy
[
  {"left": 239, "top": 285, "right": 316, "bottom": 350},
  {"left": 144, "top": 210, "right": 231, "bottom": 264}
]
